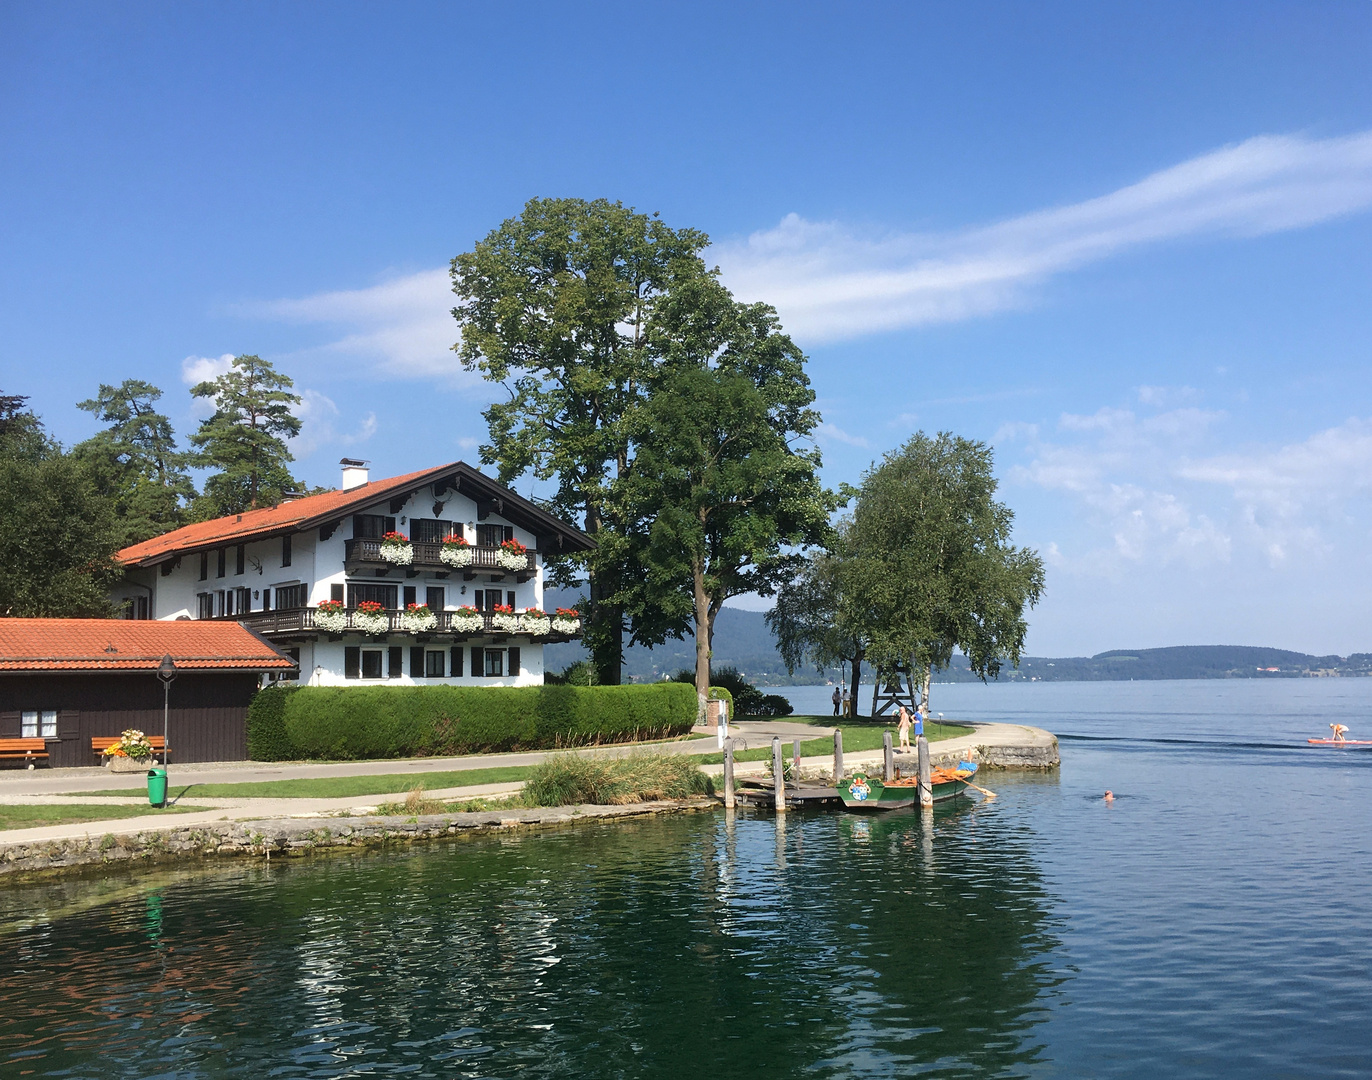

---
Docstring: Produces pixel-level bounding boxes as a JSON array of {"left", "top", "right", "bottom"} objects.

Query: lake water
[{"left": 3, "top": 679, "right": 1371, "bottom": 1078}]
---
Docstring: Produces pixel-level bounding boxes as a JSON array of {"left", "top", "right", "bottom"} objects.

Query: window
[
  {"left": 216, "top": 590, "right": 226, "bottom": 616},
  {"left": 216, "top": 549, "right": 226, "bottom": 578},
  {"left": 425, "top": 650, "right": 445, "bottom": 678},
  {"left": 508, "top": 646, "right": 521, "bottom": 676},
  {"left": 388, "top": 647, "right": 404, "bottom": 678},
  {"left": 347, "top": 583, "right": 397, "bottom": 609},
  {"left": 262, "top": 588, "right": 272, "bottom": 611},
  {"left": 484, "top": 649, "right": 504, "bottom": 678},
  {"left": 411, "top": 518, "right": 453, "bottom": 543},
  {"left": 235, "top": 545, "right": 245, "bottom": 575},
  {"left": 121, "top": 596, "right": 149, "bottom": 620},
  {"left": 235, "top": 587, "right": 252, "bottom": 614},
  {"left": 361, "top": 650, "right": 383, "bottom": 679},
  {"left": 450, "top": 647, "right": 463, "bottom": 677},
  {"left": 224, "top": 590, "right": 235, "bottom": 617},
  {"left": 274, "top": 583, "right": 308, "bottom": 609},
  {"left": 345, "top": 647, "right": 360, "bottom": 678},
  {"left": 282, "top": 535, "right": 292, "bottom": 567},
  {"left": 352, "top": 514, "right": 396, "bottom": 539},
  {"left": 279, "top": 647, "right": 300, "bottom": 681},
  {"left": 21, "top": 710, "right": 57, "bottom": 738},
  {"left": 197, "top": 593, "right": 214, "bottom": 620},
  {"left": 476, "top": 524, "right": 513, "bottom": 548},
  {"left": 200, "top": 552, "right": 208, "bottom": 581}
]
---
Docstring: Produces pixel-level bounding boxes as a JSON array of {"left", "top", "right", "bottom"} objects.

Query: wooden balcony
[
  {"left": 343, "top": 540, "right": 538, "bottom": 582},
  {"left": 221, "top": 607, "right": 581, "bottom": 642}
]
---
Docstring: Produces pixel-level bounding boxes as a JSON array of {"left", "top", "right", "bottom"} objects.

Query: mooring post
[
  {"left": 793, "top": 738, "right": 801, "bottom": 774},
  {"left": 833, "top": 728, "right": 844, "bottom": 781},
  {"left": 723, "top": 742, "right": 736, "bottom": 810},
  {"left": 882, "top": 731, "right": 894, "bottom": 781},
  {"left": 772, "top": 736, "right": 786, "bottom": 813},
  {"left": 917, "top": 734, "right": 933, "bottom": 809}
]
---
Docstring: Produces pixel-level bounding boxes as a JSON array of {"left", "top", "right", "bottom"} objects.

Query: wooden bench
[
  {"left": 92, "top": 736, "right": 168, "bottom": 762},
  {"left": 0, "top": 738, "right": 50, "bottom": 767}
]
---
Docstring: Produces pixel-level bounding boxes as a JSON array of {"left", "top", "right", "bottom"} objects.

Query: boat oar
[{"left": 961, "top": 778, "right": 998, "bottom": 799}]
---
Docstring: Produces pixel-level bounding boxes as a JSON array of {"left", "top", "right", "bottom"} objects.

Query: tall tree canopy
[
  {"left": 451, "top": 197, "right": 712, "bottom": 684},
  {"left": 189, "top": 355, "right": 302, "bottom": 516},
  {"left": 73, "top": 379, "right": 195, "bottom": 547},
  {"left": 846, "top": 432, "right": 1046, "bottom": 711},
  {"left": 625, "top": 285, "right": 835, "bottom": 717},
  {"left": 0, "top": 393, "right": 120, "bottom": 616}
]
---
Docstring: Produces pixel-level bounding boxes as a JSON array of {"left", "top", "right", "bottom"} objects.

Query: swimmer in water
[{"left": 1103, "top": 790, "right": 1115, "bottom": 803}]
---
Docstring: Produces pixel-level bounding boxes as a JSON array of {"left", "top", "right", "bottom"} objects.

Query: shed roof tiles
[{"left": 0, "top": 619, "right": 296, "bottom": 672}]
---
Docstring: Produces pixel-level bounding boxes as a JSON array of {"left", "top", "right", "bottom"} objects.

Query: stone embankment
[{"left": 0, "top": 800, "right": 716, "bottom": 881}]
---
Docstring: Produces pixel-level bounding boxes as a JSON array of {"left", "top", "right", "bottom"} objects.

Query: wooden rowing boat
[{"left": 836, "top": 763, "right": 979, "bottom": 811}]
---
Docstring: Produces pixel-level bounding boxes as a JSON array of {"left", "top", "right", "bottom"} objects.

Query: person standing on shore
[
  {"left": 913, "top": 707, "right": 925, "bottom": 740},
  {"left": 897, "top": 705, "right": 912, "bottom": 749},
  {"left": 842, "top": 686, "right": 851, "bottom": 717},
  {"left": 832, "top": 686, "right": 842, "bottom": 716}
]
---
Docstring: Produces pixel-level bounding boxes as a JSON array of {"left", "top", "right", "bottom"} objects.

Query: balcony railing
[
  {"left": 222, "top": 606, "right": 582, "bottom": 641},
  {"left": 344, "top": 540, "right": 539, "bottom": 580}
]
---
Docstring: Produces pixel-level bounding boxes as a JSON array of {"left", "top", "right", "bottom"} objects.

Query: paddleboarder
[{"left": 1331, "top": 723, "right": 1350, "bottom": 743}]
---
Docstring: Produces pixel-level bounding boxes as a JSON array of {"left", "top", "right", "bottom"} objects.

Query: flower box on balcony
[
  {"left": 490, "top": 603, "right": 520, "bottom": 633},
  {"left": 521, "top": 608, "right": 551, "bottom": 636},
  {"left": 379, "top": 531, "right": 414, "bottom": 566},
  {"left": 496, "top": 538, "right": 529, "bottom": 571},
  {"left": 450, "top": 606, "right": 483, "bottom": 634},
  {"left": 315, "top": 600, "right": 347, "bottom": 634},
  {"left": 353, "top": 600, "right": 390, "bottom": 636},
  {"left": 401, "top": 603, "right": 437, "bottom": 633},
  {"left": 439, "top": 533, "right": 473, "bottom": 568},
  {"left": 552, "top": 608, "right": 580, "bottom": 635}
]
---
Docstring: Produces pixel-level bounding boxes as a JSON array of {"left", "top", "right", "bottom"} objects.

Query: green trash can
[{"left": 147, "top": 767, "right": 168, "bottom": 808}]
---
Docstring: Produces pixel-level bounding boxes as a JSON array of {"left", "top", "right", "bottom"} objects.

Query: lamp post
[{"left": 157, "top": 653, "right": 176, "bottom": 767}]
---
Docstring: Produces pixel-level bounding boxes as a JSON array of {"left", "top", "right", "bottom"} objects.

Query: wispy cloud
[
  {"left": 716, "top": 130, "right": 1372, "bottom": 341},
  {"left": 817, "top": 422, "right": 871, "bottom": 448}
]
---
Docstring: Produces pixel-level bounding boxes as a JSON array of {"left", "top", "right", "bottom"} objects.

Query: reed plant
[{"left": 522, "top": 752, "right": 714, "bottom": 807}]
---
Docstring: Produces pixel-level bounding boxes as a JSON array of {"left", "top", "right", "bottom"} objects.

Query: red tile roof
[
  {"left": 0, "top": 619, "right": 296, "bottom": 672},
  {"left": 116, "top": 465, "right": 444, "bottom": 567}
]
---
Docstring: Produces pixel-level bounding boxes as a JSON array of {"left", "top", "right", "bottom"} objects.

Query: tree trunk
[
  {"left": 584, "top": 499, "right": 622, "bottom": 686},
  {"left": 919, "top": 664, "right": 932, "bottom": 716},
  {"left": 692, "top": 556, "right": 711, "bottom": 724},
  {"left": 850, "top": 647, "right": 864, "bottom": 719}
]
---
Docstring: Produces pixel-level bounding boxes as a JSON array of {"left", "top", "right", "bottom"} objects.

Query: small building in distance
[
  {"left": 111, "top": 460, "right": 593, "bottom": 688},
  {"left": 0, "top": 619, "right": 296, "bottom": 766}
]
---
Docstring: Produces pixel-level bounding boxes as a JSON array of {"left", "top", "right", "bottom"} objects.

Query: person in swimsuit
[
  {"left": 1104, "top": 790, "right": 1115, "bottom": 803},
  {"left": 897, "top": 705, "right": 912, "bottom": 749},
  {"left": 1331, "top": 723, "right": 1350, "bottom": 743}
]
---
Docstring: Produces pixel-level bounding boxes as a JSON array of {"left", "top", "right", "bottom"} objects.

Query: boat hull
[{"left": 837, "top": 767, "right": 975, "bottom": 811}]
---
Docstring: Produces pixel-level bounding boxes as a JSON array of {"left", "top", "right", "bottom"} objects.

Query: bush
[
  {"left": 246, "top": 684, "right": 298, "bottom": 761},
  {"left": 248, "top": 683, "right": 697, "bottom": 761},
  {"left": 523, "top": 752, "right": 714, "bottom": 806},
  {"left": 757, "top": 693, "right": 795, "bottom": 717},
  {"left": 672, "top": 665, "right": 775, "bottom": 715},
  {"left": 547, "top": 659, "right": 597, "bottom": 686}
]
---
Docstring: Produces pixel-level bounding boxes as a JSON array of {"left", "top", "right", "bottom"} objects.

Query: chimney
[{"left": 340, "top": 458, "right": 370, "bottom": 490}]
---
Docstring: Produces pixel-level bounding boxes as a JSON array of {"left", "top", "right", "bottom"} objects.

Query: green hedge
[{"left": 246, "top": 683, "right": 698, "bottom": 761}]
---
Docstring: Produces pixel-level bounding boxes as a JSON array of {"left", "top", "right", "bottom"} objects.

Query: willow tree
[
  {"left": 451, "top": 199, "right": 712, "bottom": 684},
  {"left": 847, "top": 432, "right": 1045, "bottom": 712},
  {"left": 625, "top": 283, "right": 835, "bottom": 720}
]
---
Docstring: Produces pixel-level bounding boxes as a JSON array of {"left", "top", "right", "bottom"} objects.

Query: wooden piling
[
  {"left": 917, "top": 734, "right": 933, "bottom": 809},
  {"left": 772, "top": 736, "right": 786, "bottom": 813},
  {"left": 833, "top": 728, "right": 844, "bottom": 780},
  {"left": 723, "top": 742, "right": 736, "bottom": 810},
  {"left": 793, "top": 738, "right": 801, "bottom": 772},
  {"left": 883, "top": 731, "right": 894, "bottom": 781}
]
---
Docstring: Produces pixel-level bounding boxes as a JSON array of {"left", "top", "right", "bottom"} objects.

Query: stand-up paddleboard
[{"left": 1307, "top": 739, "right": 1372, "bottom": 746}]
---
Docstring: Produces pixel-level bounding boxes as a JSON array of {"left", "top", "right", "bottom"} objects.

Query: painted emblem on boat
[{"left": 850, "top": 775, "right": 871, "bottom": 801}]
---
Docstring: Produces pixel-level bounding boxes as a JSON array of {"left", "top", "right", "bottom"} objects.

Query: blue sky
[{"left": 4, "top": 2, "right": 1371, "bottom": 656}]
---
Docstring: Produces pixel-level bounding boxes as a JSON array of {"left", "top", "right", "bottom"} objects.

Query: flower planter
[
  {"left": 353, "top": 611, "right": 391, "bottom": 636},
  {"left": 106, "top": 754, "right": 154, "bottom": 773},
  {"left": 522, "top": 616, "right": 551, "bottom": 636},
  {"left": 450, "top": 613, "right": 484, "bottom": 634},
  {"left": 379, "top": 541, "right": 414, "bottom": 566},
  {"left": 496, "top": 550, "right": 529, "bottom": 571},
  {"left": 315, "top": 609, "right": 348, "bottom": 634},
  {"left": 440, "top": 545, "right": 473, "bottom": 568},
  {"left": 401, "top": 610, "right": 437, "bottom": 633},
  {"left": 551, "top": 617, "right": 580, "bottom": 635},
  {"left": 491, "top": 613, "right": 521, "bottom": 634}
]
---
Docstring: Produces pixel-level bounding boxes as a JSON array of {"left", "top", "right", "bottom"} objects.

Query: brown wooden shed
[{"left": 0, "top": 619, "right": 295, "bottom": 767}]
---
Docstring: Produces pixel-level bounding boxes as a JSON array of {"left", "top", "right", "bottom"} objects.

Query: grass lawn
[
  {"left": 73, "top": 765, "right": 536, "bottom": 802},
  {"left": 0, "top": 804, "right": 211, "bottom": 831},
  {"left": 692, "top": 716, "right": 974, "bottom": 765}
]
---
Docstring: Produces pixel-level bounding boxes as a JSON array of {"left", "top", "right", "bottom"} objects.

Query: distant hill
[{"left": 543, "top": 591, "right": 1372, "bottom": 685}]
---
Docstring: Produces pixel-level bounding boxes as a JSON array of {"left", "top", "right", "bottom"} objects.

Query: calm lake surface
[{"left": 3, "top": 679, "right": 1371, "bottom": 1078}]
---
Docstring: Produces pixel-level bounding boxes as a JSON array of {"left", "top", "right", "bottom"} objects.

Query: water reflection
[{"left": 0, "top": 806, "right": 1060, "bottom": 1078}]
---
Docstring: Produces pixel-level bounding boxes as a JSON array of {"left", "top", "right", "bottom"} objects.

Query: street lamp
[{"left": 157, "top": 653, "right": 176, "bottom": 767}]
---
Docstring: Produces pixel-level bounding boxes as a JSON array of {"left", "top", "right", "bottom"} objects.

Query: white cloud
[
  {"left": 715, "top": 130, "right": 1372, "bottom": 341},
  {"left": 817, "top": 422, "right": 870, "bottom": 448},
  {"left": 239, "top": 268, "right": 468, "bottom": 381},
  {"left": 181, "top": 354, "right": 234, "bottom": 417}
]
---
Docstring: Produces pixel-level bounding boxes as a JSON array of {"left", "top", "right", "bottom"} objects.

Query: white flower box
[
  {"left": 551, "top": 617, "right": 580, "bottom": 635},
  {"left": 380, "top": 540, "right": 414, "bottom": 565},
  {"left": 496, "top": 550, "right": 529, "bottom": 571},
  {"left": 522, "top": 615, "right": 552, "bottom": 636},
  {"left": 353, "top": 610, "right": 391, "bottom": 636},
  {"left": 401, "top": 609, "right": 437, "bottom": 633},
  {"left": 450, "top": 612, "right": 484, "bottom": 634},
  {"left": 315, "top": 608, "right": 348, "bottom": 634},
  {"left": 440, "top": 545, "right": 473, "bottom": 568},
  {"left": 491, "top": 612, "right": 521, "bottom": 634}
]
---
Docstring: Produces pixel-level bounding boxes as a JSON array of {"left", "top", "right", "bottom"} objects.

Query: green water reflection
[{"left": 0, "top": 801, "right": 1062, "bottom": 1078}]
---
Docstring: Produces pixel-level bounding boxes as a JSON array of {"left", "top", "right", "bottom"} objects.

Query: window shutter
[
  {"left": 451, "top": 647, "right": 463, "bottom": 677},
  {"left": 471, "top": 646, "right": 483, "bottom": 678},
  {"left": 385, "top": 517, "right": 396, "bottom": 534},
  {"left": 410, "top": 647, "right": 425, "bottom": 677},
  {"left": 331, "top": 583, "right": 344, "bottom": 603},
  {"left": 403, "top": 586, "right": 417, "bottom": 608},
  {"left": 282, "top": 535, "right": 292, "bottom": 567},
  {"left": 473, "top": 590, "right": 484, "bottom": 611},
  {"left": 57, "top": 709, "right": 80, "bottom": 739},
  {"left": 388, "top": 647, "right": 404, "bottom": 678},
  {"left": 508, "top": 647, "right": 521, "bottom": 676},
  {"left": 263, "top": 589, "right": 272, "bottom": 611},
  {"left": 507, "top": 591, "right": 516, "bottom": 609},
  {"left": 217, "top": 549, "right": 226, "bottom": 577},
  {"left": 199, "top": 552, "right": 208, "bottom": 581},
  {"left": 344, "top": 647, "right": 361, "bottom": 679},
  {"left": 504, "top": 526, "right": 513, "bottom": 542},
  {"left": 236, "top": 545, "right": 245, "bottom": 575}
]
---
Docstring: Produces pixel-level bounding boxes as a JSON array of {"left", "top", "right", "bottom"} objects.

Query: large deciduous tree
[
  {"left": 73, "top": 379, "right": 195, "bottom": 547},
  {"left": 0, "top": 393, "right": 120, "bottom": 616},
  {"left": 451, "top": 198, "right": 711, "bottom": 684},
  {"left": 189, "top": 355, "right": 302, "bottom": 516},
  {"left": 626, "top": 286, "right": 835, "bottom": 720},
  {"left": 847, "top": 432, "right": 1045, "bottom": 711}
]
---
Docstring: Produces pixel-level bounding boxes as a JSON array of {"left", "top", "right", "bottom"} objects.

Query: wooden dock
[{"left": 734, "top": 777, "right": 843, "bottom": 809}]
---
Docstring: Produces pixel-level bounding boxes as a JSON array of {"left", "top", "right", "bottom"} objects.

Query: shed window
[
  {"left": 21, "top": 710, "right": 57, "bottom": 738},
  {"left": 361, "top": 650, "right": 383, "bottom": 679}
]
